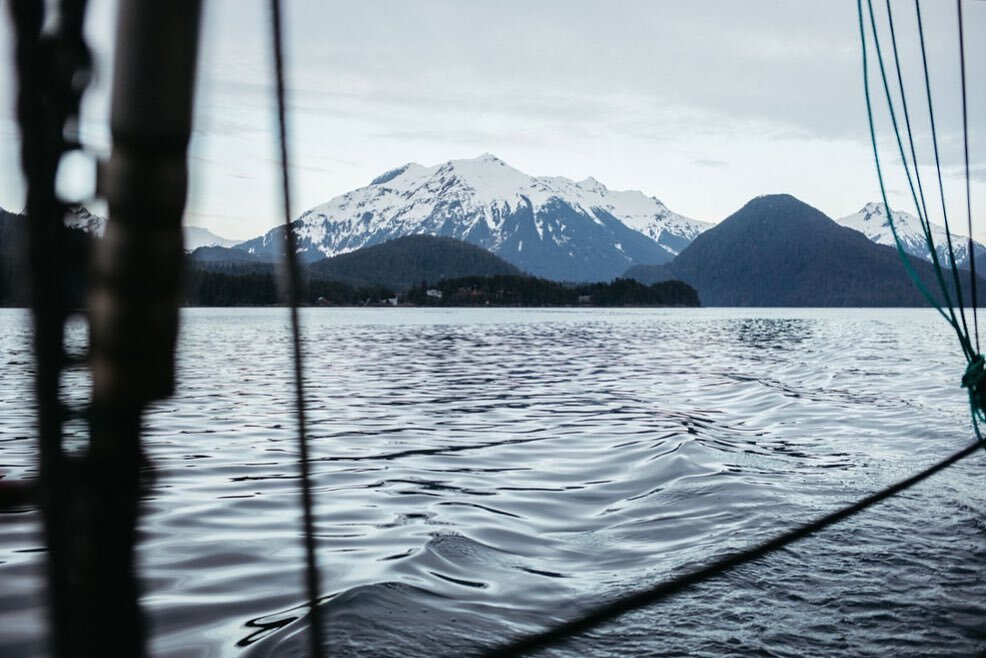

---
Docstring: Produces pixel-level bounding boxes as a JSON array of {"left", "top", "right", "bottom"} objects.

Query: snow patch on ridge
[
  {"left": 283, "top": 154, "right": 710, "bottom": 260},
  {"left": 837, "top": 202, "right": 983, "bottom": 268}
]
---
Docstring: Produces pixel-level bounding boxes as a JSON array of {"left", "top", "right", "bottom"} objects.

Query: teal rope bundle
[
  {"left": 858, "top": 0, "right": 986, "bottom": 435},
  {"left": 956, "top": 0, "right": 979, "bottom": 350}
]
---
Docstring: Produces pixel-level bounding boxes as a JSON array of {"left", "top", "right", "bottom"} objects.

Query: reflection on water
[{"left": 0, "top": 307, "right": 984, "bottom": 658}]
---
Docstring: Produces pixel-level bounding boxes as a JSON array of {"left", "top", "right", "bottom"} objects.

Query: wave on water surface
[{"left": 0, "top": 308, "right": 984, "bottom": 657}]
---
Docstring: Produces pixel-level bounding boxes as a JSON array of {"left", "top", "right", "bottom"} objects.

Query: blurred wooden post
[
  {"left": 83, "top": 1, "right": 202, "bottom": 656},
  {"left": 9, "top": 1, "right": 76, "bottom": 655}
]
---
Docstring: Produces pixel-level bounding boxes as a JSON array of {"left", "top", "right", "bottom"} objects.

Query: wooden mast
[
  {"left": 10, "top": 1, "right": 203, "bottom": 655},
  {"left": 84, "top": 2, "right": 203, "bottom": 656}
]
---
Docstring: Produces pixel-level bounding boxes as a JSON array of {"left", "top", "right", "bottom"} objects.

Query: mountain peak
[
  {"left": 859, "top": 201, "right": 889, "bottom": 217},
  {"left": 476, "top": 152, "right": 506, "bottom": 164},
  {"left": 837, "top": 202, "right": 982, "bottom": 270},
  {"left": 446, "top": 153, "right": 517, "bottom": 174},
  {"left": 578, "top": 176, "right": 607, "bottom": 193},
  {"left": 722, "top": 194, "right": 827, "bottom": 226},
  {"left": 65, "top": 204, "right": 107, "bottom": 236},
  {"left": 239, "top": 155, "right": 708, "bottom": 281},
  {"left": 745, "top": 193, "right": 804, "bottom": 209},
  {"left": 665, "top": 193, "right": 958, "bottom": 306},
  {"left": 436, "top": 153, "right": 511, "bottom": 172}
]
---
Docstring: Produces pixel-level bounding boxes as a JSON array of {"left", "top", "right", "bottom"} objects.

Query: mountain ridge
[
  {"left": 63, "top": 205, "right": 237, "bottom": 252},
  {"left": 235, "top": 154, "right": 709, "bottom": 281},
  {"left": 837, "top": 202, "right": 986, "bottom": 271},
  {"left": 628, "top": 194, "right": 985, "bottom": 306}
]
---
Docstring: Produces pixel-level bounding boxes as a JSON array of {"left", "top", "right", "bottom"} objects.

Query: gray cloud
[{"left": 2, "top": 0, "right": 985, "bottom": 237}]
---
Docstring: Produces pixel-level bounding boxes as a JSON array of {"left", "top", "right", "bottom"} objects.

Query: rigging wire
[
  {"left": 268, "top": 1, "right": 326, "bottom": 657},
  {"left": 475, "top": 440, "right": 984, "bottom": 657},
  {"left": 915, "top": 0, "right": 970, "bottom": 337},
  {"left": 861, "top": 0, "right": 986, "bottom": 430},
  {"left": 883, "top": 0, "right": 966, "bottom": 339},
  {"left": 957, "top": 0, "right": 979, "bottom": 353},
  {"left": 861, "top": 0, "right": 961, "bottom": 335}
]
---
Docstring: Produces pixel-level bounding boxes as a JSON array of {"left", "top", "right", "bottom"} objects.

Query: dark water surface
[{"left": 1, "top": 307, "right": 984, "bottom": 657}]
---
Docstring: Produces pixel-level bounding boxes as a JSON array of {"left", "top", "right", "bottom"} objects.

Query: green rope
[
  {"left": 914, "top": 0, "right": 972, "bottom": 346},
  {"left": 962, "top": 356, "right": 986, "bottom": 430},
  {"left": 858, "top": 0, "right": 985, "bottom": 436},
  {"left": 859, "top": 0, "right": 950, "bottom": 322},
  {"left": 955, "top": 0, "right": 979, "bottom": 353},
  {"left": 882, "top": 0, "right": 967, "bottom": 342}
]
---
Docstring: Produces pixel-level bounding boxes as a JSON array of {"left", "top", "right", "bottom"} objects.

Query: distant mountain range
[
  {"left": 836, "top": 202, "right": 986, "bottom": 271},
  {"left": 626, "top": 194, "right": 986, "bottom": 306},
  {"left": 235, "top": 154, "right": 709, "bottom": 281},
  {"left": 183, "top": 226, "right": 240, "bottom": 251},
  {"left": 63, "top": 205, "right": 237, "bottom": 252},
  {"left": 7, "top": 158, "right": 986, "bottom": 307},
  {"left": 228, "top": 154, "right": 986, "bottom": 285}
]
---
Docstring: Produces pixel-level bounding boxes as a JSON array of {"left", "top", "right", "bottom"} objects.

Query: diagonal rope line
[
  {"left": 269, "top": 2, "right": 325, "bottom": 657},
  {"left": 883, "top": 0, "right": 966, "bottom": 340},
  {"left": 883, "top": 0, "right": 936, "bottom": 242},
  {"left": 859, "top": 0, "right": 957, "bottom": 331},
  {"left": 956, "top": 0, "right": 979, "bottom": 354},
  {"left": 475, "top": 440, "right": 984, "bottom": 658},
  {"left": 915, "top": 0, "right": 970, "bottom": 335},
  {"left": 861, "top": 0, "right": 986, "bottom": 434}
]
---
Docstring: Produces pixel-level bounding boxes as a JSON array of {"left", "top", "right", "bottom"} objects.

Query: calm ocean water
[{"left": 1, "top": 307, "right": 984, "bottom": 657}]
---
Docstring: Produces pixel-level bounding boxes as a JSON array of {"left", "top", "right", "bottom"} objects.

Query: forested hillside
[
  {"left": 1, "top": 208, "right": 91, "bottom": 308},
  {"left": 308, "top": 234, "right": 521, "bottom": 290}
]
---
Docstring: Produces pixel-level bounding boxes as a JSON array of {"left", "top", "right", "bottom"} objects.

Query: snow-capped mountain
[
  {"left": 236, "top": 154, "right": 710, "bottom": 281},
  {"left": 64, "top": 205, "right": 237, "bottom": 252},
  {"left": 65, "top": 205, "right": 107, "bottom": 236},
  {"left": 837, "top": 202, "right": 986, "bottom": 270}
]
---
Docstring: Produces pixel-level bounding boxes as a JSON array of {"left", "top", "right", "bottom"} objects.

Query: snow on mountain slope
[
  {"left": 65, "top": 205, "right": 107, "bottom": 236},
  {"left": 64, "top": 206, "right": 237, "bottom": 252},
  {"left": 236, "top": 154, "right": 709, "bottom": 281},
  {"left": 838, "top": 202, "right": 986, "bottom": 270}
]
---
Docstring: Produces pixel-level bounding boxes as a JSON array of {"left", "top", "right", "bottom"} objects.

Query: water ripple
[{"left": 0, "top": 308, "right": 982, "bottom": 657}]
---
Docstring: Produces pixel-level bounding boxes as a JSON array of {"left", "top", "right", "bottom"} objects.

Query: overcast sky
[{"left": 1, "top": 0, "right": 984, "bottom": 241}]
